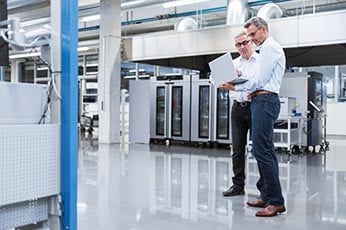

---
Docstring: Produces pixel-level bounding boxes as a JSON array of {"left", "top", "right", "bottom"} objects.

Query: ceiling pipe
[
  {"left": 7, "top": 0, "right": 48, "bottom": 10},
  {"left": 226, "top": 0, "right": 249, "bottom": 25}
]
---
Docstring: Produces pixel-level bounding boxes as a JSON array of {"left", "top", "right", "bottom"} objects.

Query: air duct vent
[
  {"left": 175, "top": 17, "right": 198, "bottom": 32},
  {"left": 257, "top": 3, "right": 283, "bottom": 20}
]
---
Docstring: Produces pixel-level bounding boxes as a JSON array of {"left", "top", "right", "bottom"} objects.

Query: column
[
  {"left": 98, "top": 0, "right": 121, "bottom": 143},
  {"left": 59, "top": 0, "right": 79, "bottom": 229}
]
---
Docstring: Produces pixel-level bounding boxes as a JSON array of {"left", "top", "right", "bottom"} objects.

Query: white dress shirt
[
  {"left": 235, "top": 36, "right": 286, "bottom": 94},
  {"left": 230, "top": 52, "right": 258, "bottom": 102}
]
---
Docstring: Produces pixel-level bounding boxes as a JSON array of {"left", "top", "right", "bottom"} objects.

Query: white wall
[{"left": 326, "top": 102, "right": 346, "bottom": 136}]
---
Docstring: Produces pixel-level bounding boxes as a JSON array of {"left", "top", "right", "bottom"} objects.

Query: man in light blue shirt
[{"left": 220, "top": 17, "right": 286, "bottom": 217}]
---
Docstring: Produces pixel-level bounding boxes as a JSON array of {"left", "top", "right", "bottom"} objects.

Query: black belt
[
  {"left": 251, "top": 90, "right": 278, "bottom": 98},
  {"left": 233, "top": 100, "right": 250, "bottom": 107}
]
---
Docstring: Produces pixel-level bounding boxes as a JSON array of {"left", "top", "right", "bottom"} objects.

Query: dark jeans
[
  {"left": 251, "top": 93, "right": 284, "bottom": 206},
  {"left": 231, "top": 101, "right": 251, "bottom": 188}
]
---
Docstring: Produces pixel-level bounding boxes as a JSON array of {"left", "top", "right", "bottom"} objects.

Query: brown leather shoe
[
  {"left": 246, "top": 198, "right": 267, "bottom": 208},
  {"left": 255, "top": 205, "right": 286, "bottom": 217}
]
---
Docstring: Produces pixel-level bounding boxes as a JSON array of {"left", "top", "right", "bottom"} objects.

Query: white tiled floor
[{"left": 78, "top": 137, "right": 346, "bottom": 230}]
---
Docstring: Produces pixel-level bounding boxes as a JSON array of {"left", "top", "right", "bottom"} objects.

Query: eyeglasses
[
  {"left": 235, "top": 40, "right": 250, "bottom": 48},
  {"left": 247, "top": 28, "right": 259, "bottom": 39}
]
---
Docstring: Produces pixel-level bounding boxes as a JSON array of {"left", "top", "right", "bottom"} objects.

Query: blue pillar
[{"left": 61, "top": 0, "right": 78, "bottom": 229}]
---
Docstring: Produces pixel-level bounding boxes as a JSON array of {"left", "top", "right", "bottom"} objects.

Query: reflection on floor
[{"left": 78, "top": 138, "right": 346, "bottom": 230}]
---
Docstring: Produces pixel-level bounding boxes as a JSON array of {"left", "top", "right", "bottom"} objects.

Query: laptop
[{"left": 209, "top": 52, "right": 248, "bottom": 86}]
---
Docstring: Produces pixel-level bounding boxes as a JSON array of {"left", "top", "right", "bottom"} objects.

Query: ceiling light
[
  {"left": 162, "top": 0, "right": 210, "bottom": 8},
  {"left": 9, "top": 52, "right": 41, "bottom": 59},
  {"left": 86, "top": 63, "right": 98, "bottom": 67},
  {"left": 37, "top": 66, "right": 49, "bottom": 71},
  {"left": 121, "top": 0, "right": 146, "bottom": 8},
  {"left": 129, "top": 69, "right": 145, "bottom": 73},
  {"left": 123, "top": 74, "right": 150, "bottom": 79},
  {"left": 78, "top": 47, "right": 90, "bottom": 52},
  {"left": 80, "top": 14, "right": 100, "bottom": 22}
]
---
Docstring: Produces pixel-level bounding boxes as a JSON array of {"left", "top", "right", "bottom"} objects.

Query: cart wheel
[
  {"left": 88, "top": 127, "right": 93, "bottom": 135},
  {"left": 304, "top": 146, "right": 310, "bottom": 153},
  {"left": 292, "top": 145, "right": 301, "bottom": 154},
  {"left": 325, "top": 142, "right": 330, "bottom": 151},
  {"left": 319, "top": 145, "right": 325, "bottom": 154}
]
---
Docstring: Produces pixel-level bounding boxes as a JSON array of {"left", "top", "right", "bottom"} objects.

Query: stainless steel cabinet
[
  {"left": 150, "top": 75, "right": 191, "bottom": 143},
  {"left": 150, "top": 74, "right": 232, "bottom": 145}
]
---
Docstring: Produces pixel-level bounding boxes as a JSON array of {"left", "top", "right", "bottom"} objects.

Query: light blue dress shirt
[{"left": 235, "top": 36, "right": 286, "bottom": 94}]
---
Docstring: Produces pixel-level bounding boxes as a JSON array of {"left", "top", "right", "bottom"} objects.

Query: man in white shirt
[
  {"left": 223, "top": 31, "right": 259, "bottom": 197},
  {"left": 220, "top": 17, "right": 286, "bottom": 217}
]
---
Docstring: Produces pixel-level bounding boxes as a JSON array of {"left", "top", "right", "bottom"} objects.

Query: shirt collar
[
  {"left": 256, "top": 36, "right": 273, "bottom": 52},
  {"left": 240, "top": 51, "right": 258, "bottom": 61}
]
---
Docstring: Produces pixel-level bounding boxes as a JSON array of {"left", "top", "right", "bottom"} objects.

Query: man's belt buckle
[{"left": 240, "top": 102, "right": 248, "bottom": 107}]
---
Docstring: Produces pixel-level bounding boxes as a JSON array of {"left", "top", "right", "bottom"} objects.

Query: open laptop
[{"left": 209, "top": 52, "right": 248, "bottom": 86}]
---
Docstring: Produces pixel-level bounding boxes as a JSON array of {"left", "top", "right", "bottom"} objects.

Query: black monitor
[{"left": 0, "top": 0, "right": 9, "bottom": 66}]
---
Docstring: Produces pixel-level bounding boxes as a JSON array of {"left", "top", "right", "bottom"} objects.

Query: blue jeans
[{"left": 250, "top": 93, "right": 284, "bottom": 206}]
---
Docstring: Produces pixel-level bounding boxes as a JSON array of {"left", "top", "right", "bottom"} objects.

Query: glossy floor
[{"left": 78, "top": 138, "right": 346, "bottom": 230}]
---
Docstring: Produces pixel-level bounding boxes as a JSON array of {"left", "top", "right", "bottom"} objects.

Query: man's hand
[
  {"left": 236, "top": 69, "right": 242, "bottom": 77},
  {"left": 218, "top": 82, "right": 235, "bottom": 91},
  {"left": 247, "top": 92, "right": 253, "bottom": 100}
]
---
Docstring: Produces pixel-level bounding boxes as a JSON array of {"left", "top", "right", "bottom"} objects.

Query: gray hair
[
  {"left": 244, "top": 17, "right": 268, "bottom": 31},
  {"left": 234, "top": 31, "right": 247, "bottom": 40}
]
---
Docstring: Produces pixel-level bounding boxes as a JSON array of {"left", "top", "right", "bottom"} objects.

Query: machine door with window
[
  {"left": 150, "top": 82, "right": 168, "bottom": 140},
  {"left": 215, "top": 89, "right": 232, "bottom": 143},
  {"left": 191, "top": 76, "right": 212, "bottom": 143},
  {"left": 171, "top": 86, "right": 183, "bottom": 137},
  {"left": 169, "top": 78, "right": 191, "bottom": 141},
  {"left": 156, "top": 86, "right": 166, "bottom": 136}
]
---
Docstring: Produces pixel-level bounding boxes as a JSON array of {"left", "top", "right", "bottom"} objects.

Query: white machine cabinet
[
  {"left": 273, "top": 115, "right": 303, "bottom": 154},
  {"left": 0, "top": 83, "right": 61, "bottom": 230},
  {"left": 246, "top": 115, "right": 303, "bottom": 155}
]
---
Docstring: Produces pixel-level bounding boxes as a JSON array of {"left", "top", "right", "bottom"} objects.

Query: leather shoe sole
[
  {"left": 246, "top": 198, "right": 267, "bottom": 208},
  {"left": 223, "top": 187, "right": 245, "bottom": 197},
  {"left": 255, "top": 205, "right": 286, "bottom": 217}
]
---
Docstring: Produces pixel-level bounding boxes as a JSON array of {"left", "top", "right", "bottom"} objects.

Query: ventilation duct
[
  {"left": 7, "top": 0, "right": 48, "bottom": 9},
  {"left": 175, "top": 17, "right": 198, "bottom": 32},
  {"left": 257, "top": 3, "right": 283, "bottom": 20},
  {"left": 226, "top": 0, "right": 249, "bottom": 25}
]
